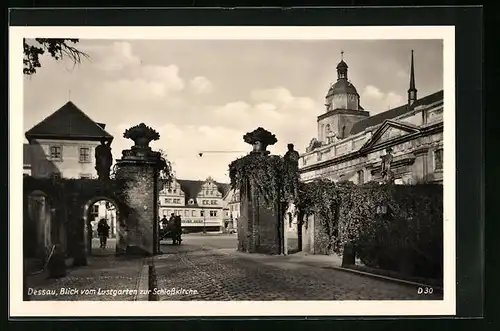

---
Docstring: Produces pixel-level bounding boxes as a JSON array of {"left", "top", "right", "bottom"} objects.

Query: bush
[
  {"left": 355, "top": 184, "right": 443, "bottom": 279},
  {"left": 298, "top": 180, "right": 443, "bottom": 279}
]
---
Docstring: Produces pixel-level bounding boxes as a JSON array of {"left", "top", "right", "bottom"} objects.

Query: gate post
[{"left": 114, "top": 123, "right": 165, "bottom": 256}]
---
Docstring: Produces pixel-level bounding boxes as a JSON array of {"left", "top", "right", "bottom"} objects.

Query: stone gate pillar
[
  {"left": 232, "top": 127, "right": 284, "bottom": 255},
  {"left": 115, "top": 123, "right": 165, "bottom": 256}
]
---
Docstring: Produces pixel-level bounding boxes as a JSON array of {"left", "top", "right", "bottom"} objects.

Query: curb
[
  {"left": 135, "top": 260, "right": 150, "bottom": 301},
  {"left": 323, "top": 264, "right": 444, "bottom": 293}
]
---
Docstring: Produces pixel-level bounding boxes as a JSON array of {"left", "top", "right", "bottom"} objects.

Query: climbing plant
[
  {"left": 229, "top": 153, "right": 285, "bottom": 209},
  {"left": 296, "top": 178, "right": 443, "bottom": 278}
]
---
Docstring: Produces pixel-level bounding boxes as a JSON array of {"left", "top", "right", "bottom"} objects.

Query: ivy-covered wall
[
  {"left": 298, "top": 180, "right": 443, "bottom": 279},
  {"left": 23, "top": 176, "right": 126, "bottom": 259}
]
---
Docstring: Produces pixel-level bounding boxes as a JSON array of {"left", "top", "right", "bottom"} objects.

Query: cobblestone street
[{"left": 155, "top": 234, "right": 443, "bottom": 301}]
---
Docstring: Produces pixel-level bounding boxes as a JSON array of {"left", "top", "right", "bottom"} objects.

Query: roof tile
[
  {"left": 25, "top": 101, "right": 113, "bottom": 141},
  {"left": 350, "top": 90, "right": 443, "bottom": 135}
]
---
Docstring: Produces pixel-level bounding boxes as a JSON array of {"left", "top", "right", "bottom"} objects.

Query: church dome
[
  {"left": 326, "top": 79, "right": 359, "bottom": 98},
  {"left": 336, "top": 60, "right": 348, "bottom": 69}
]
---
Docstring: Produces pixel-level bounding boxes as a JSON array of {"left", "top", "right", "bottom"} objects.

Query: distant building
[
  {"left": 24, "top": 101, "right": 117, "bottom": 251},
  {"left": 299, "top": 51, "right": 443, "bottom": 185},
  {"left": 222, "top": 188, "right": 240, "bottom": 231},
  {"left": 24, "top": 101, "right": 114, "bottom": 179},
  {"left": 158, "top": 177, "right": 231, "bottom": 233}
]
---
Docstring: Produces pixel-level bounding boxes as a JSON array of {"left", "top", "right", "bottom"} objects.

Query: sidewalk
[
  {"left": 25, "top": 254, "right": 145, "bottom": 301},
  {"left": 216, "top": 248, "right": 442, "bottom": 290}
]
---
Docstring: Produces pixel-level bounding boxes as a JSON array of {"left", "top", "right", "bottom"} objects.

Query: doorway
[{"left": 83, "top": 197, "right": 120, "bottom": 256}]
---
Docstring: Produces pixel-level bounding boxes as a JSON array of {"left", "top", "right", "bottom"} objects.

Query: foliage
[
  {"left": 157, "top": 149, "right": 175, "bottom": 190},
  {"left": 229, "top": 153, "right": 285, "bottom": 209},
  {"left": 24, "top": 176, "right": 127, "bottom": 209},
  {"left": 297, "top": 179, "right": 443, "bottom": 278},
  {"left": 23, "top": 38, "right": 89, "bottom": 76},
  {"left": 355, "top": 184, "right": 443, "bottom": 278}
]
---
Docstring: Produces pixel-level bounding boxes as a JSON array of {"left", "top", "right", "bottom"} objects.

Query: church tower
[
  {"left": 408, "top": 50, "right": 418, "bottom": 106},
  {"left": 317, "top": 51, "right": 369, "bottom": 143}
]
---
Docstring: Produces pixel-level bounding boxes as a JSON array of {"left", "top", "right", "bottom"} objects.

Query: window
[
  {"left": 184, "top": 210, "right": 189, "bottom": 217},
  {"left": 174, "top": 198, "right": 181, "bottom": 204},
  {"left": 173, "top": 189, "right": 177, "bottom": 193},
  {"left": 317, "top": 152, "right": 322, "bottom": 162},
  {"left": 50, "top": 146, "right": 62, "bottom": 161},
  {"left": 211, "top": 200, "right": 217, "bottom": 205},
  {"left": 303, "top": 158, "right": 307, "bottom": 166},
  {"left": 210, "top": 210, "right": 217, "bottom": 217},
  {"left": 167, "top": 189, "right": 172, "bottom": 193},
  {"left": 434, "top": 149, "right": 443, "bottom": 171},
  {"left": 79, "top": 147, "right": 90, "bottom": 163},
  {"left": 166, "top": 209, "right": 171, "bottom": 215},
  {"left": 191, "top": 210, "right": 196, "bottom": 216},
  {"left": 200, "top": 210, "right": 205, "bottom": 217},
  {"left": 341, "top": 125, "right": 346, "bottom": 138},
  {"left": 90, "top": 204, "right": 99, "bottom": 220}
]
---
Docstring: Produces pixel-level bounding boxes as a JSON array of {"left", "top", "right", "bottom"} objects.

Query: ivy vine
[{"left": 229, "top": 153, "right": 288, "bottom": 209}]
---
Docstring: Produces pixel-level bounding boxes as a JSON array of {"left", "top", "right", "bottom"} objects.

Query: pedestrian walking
[{"left": 97, "top": 218, "right": 110, "bottom": 249}]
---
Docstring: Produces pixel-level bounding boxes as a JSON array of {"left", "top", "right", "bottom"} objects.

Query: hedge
[{"left": 297, "top": 179, "right": 443, "bottom": 279}]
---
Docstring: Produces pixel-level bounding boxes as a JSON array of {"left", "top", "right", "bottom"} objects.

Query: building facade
[
  {"left": 24, "top": 101, "right": 114, "bottom": 180},
  {"left": 299, "top": 51, "right": 444, "bottom": 185},
  {"left": 158, "top": 177, "right": 230, "bottom": 233},
  {"left": 24, "top": 101, "right": 118, "bottom": 250},
  {"left": 222, "top": 188, "right": 240, "bottom": 232}
]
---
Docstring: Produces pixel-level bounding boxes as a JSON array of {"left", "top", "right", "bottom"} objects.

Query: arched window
[
  {"left": 325, "top": 124, "right": 331, "bottom": 133},
  {"left": 341, "top": 125, "right": 346, "bottom": 138}
]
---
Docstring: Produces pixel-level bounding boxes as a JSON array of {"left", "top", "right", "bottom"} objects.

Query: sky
[{"left": 23, "top": 39, "right": 443, "bottom": 183}]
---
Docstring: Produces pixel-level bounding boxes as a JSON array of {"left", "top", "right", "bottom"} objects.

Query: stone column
[
  {"left": 115, "top": 123, "right": 165, "bottom": 256},
  {"left": 234, "top": 127, "right": 283, "bottom": 255},
  {"left": 412, "top": 147, "right": 429, "bottom": 183}
]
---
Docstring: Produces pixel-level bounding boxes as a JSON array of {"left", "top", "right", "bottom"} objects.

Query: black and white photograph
[{"left": 10, "top": 26, "right": 455, "bottom": 317}]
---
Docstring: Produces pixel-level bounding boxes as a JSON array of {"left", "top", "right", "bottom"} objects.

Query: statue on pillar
[
  {"left": 95, "top": 139, "right": 113, "bottom": 180},
  {"left": 380, "top": 147, "right": 394, "bottom": 183}
]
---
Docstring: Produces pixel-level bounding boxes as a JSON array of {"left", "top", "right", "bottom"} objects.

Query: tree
[{"left": 23, "top": 38, "right": 90, "bottom": 76}]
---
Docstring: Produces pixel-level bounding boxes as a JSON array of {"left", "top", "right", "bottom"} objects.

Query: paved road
[{"left": 156, "top": 234, "right": 443, "bottom": 301}]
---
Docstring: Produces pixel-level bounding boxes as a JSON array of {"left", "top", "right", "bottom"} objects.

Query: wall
[
  {"left": 28, "top": 138, "right": 100, "bottom": 179},
  {"left": 237, "top": 184, "right": 281, "bottom": 254},
  {"left": 118, "top": 165, "right": 157, "bottom": 255}
]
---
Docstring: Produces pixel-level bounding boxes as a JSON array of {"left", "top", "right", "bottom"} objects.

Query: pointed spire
[
  {"left": 408, "top": 50, "right": 417, "bottom": 106},
  {"left": 409, "top": 50, "right": 416, "bottom": 90}
]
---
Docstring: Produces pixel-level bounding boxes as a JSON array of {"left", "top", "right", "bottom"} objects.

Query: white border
[{"left": 9, "top": 26, "right": 456, "bottom": 317}]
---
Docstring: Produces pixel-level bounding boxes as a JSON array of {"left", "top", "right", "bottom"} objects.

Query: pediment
[{"left": 359, "top": 120, "right": 420, "bottom": 152}]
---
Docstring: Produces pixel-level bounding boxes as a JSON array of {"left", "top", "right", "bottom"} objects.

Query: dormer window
[{"left": 188, "top": 199, "right": 194, "bottom": 205}]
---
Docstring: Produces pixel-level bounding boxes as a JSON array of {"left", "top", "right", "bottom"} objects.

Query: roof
[
  {"left": 337, "top": 60, "right": 348, "bottom": 69},
  {"left": 326, "top": 79, "right": 359, "bottom": 97},
  {"left": 23, "top": 144, "right": 31, "bottom": 166},
  {"left": 25, "top": 101, "right": 114, "bottom": 142},
  {"left": 350, "top": 90, "right": 443, "bottom": 135},
  {"left": 177, "top": 179, "right": 231, "bottom": 206}
]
